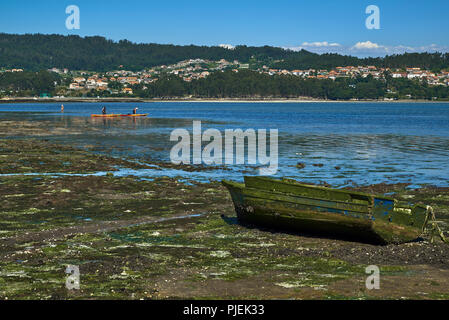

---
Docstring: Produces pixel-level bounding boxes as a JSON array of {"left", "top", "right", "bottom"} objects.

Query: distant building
[
  {"left": 122, "top": 88, "right": 133, "bottom": 94},
  {"left": 392, "top": 72, "right": 407, "bottom": 78},
  {"left": 73, "top": 77, "right": 86, "bottom": 83},
  {"left": 69, "top": 83, "right": 82, "bottom": 90}
]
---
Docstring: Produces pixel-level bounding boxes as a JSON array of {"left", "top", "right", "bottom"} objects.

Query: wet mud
[{"left": 0, "top": 119, "right": 448, "bottom": 300}]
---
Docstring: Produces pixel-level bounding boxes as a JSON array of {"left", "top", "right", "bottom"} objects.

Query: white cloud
[
  {"left": 284, "top": 41, "right": 343, "bottom": 54},
  {"left": 219, "top": 44, "right": 235, "bottom": 50},
  {"left": 301, "top": 41, "right": 341, "bottom": 47},
  {"left": 284, "top": 40, "right": 449, "bottom": 57},
  {"left": 350, "top": 41, "right": 449, "bottom": 56},
  {"left": 352, "top": 41, "right": 382, "bottom": 50}
]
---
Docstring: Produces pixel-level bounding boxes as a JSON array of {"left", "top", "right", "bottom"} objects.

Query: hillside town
[{"left": 1, "top": 58, "right": 449, "bottom": 97}]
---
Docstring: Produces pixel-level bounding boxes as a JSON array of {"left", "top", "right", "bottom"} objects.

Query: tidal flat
[{"left": 0, "top": 118, "right": 449, "bottom": 300}]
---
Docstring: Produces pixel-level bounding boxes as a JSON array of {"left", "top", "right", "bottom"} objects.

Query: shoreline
[
  {"left": 0, "top": 137, "right": 448, "bottom": 300},
  {"left": 1, "top": 97, "right": 448, "bottom": 104}
]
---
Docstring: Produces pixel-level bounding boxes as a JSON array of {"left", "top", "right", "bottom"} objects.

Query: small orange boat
[{"left": 91, "top": 114, "right": 121, "bottom": 118}]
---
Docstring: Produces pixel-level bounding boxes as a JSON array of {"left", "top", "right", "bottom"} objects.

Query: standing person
[
  {"left": 102, "top": 106, "right": 106, "bottom": 115},
  {"left": 61, "top": 104, "right": 64, "bottom": 112},
  {"left": 133, "top": 107, "right": 138, "bottom": 114}
]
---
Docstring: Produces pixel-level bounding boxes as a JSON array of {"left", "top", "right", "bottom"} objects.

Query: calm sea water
[{"left": 1, "top": 102, "right": 449, "bottom": 187}]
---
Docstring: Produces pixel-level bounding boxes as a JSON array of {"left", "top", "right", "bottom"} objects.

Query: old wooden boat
[{"left": 222, "top": 176, "right": 429, "bottom": 244}]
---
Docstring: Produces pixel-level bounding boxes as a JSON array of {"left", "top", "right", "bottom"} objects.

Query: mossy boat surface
[{"left": 222, "top": 176, "right": 428, "bottom": 244}]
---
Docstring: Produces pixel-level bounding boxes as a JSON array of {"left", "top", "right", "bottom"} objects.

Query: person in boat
[
  {"left": 102, "top": 106, "right": 106, "bottom": 114},
  {"left": 133, "top": 107, "right": 138, "bottom": 114},
  {"left": 61, "top": 104, "right": 64, "bottom": 112}
]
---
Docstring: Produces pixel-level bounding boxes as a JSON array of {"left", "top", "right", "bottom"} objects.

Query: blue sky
[{"left": 0, "top": 0, "right": 448, "bottom": 56}]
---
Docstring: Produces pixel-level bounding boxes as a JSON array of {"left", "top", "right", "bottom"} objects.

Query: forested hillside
[
  {"left": 1, "top": 33, "right": 448, "bottom": 71},
  {"left": 0, "top": 71, "right": 62, "bottom": 96}
]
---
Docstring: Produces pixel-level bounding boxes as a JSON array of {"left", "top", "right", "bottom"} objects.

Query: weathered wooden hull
[{"left": 222, "top": 177, "right": 427, "bottom": 244}]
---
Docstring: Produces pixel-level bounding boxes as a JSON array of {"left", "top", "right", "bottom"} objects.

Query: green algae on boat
[{"left": 222, "top": 176, "right": 429, "bottom": 244}]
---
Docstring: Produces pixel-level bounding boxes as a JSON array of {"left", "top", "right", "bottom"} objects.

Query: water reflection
[{"left": 1, "top": 102, "right": 449, "bottom": 187}]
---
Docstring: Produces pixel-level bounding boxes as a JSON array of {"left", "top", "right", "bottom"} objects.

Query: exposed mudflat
[{"left": 0, "top": 118, "right": 448, "bottom": 300}]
